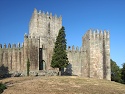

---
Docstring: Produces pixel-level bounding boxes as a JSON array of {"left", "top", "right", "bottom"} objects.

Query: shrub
[
  {"left": 27, "top": 58, "right": 30, "bottom": 76},
  {"left": 0, "top": 82, "right": 7, "bottom": 93}
]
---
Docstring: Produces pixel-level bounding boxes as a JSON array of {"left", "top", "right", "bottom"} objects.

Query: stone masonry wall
[
  {"left": 88, "top": 30, "right": 104, "bottom": 79},
  {"left": 82, "top": 31, "right": 90, "bottom": 77},
  {"left": 0, "top": 43, "right": 24, "bottom": 73},
  {"left": 24, "top": 35, "right": 39, "bottom": 71},
  {"left": 67, "top": 46, "right": 82, "bottom": 76},
  {"left": 103, "top": 31, "right": 111, "bottom": 80},
  {"left": 0, "top": 35, "right": 40, "bottom": 74}
]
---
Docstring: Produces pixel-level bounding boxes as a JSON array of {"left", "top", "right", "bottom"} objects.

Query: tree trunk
[{"left": 59, "top": 68, "right": 61, "bottom": 76}]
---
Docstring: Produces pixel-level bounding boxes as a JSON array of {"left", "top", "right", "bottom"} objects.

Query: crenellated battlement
[
  {"left": 0, "top": 43, "right": 23, "bottom": 49},
  {"left": 67, "top": 46, "right": 78, "bottom": 52},
  {"left": 82, "top": 29, "right": 110, "bottom": 48},
  {"left": 30, "top": 8, "right": 62, "bottom": 26},
  {"left": 33, "top": 8, "right": 62, "bottom": 18},
  {"left": 37, "top": 9, "right": 62, "bottom": 21},
  {"left": 67, "top": 46, "right": 84, "bottom": 53},
  {"left": 24, "top": 33, "right": 38, "bottom": 39},
  {"left": 83, "top": 29, "right": 110, "bottom": 40}
]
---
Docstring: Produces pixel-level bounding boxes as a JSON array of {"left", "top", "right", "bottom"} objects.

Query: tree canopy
[
  {"left": 121, "top": 63, "right": 125, "bottom": 83},
  {"left": 51, "top": 26, "right": 69, "bottom": 71},
  {"left": 111, "top": 59, "right": 122, "bottom": 83}
]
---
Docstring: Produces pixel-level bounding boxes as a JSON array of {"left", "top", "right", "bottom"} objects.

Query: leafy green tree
[
  {"left": 111, "top": 59, "right": 122, "bottom": 83},
  {"left": 27, "top": 58, "right": 30, "bottom": 76},
  {"left": 121, "top": 63, "right": 125, "bottom": 83},
  {"left": 51, "top": 26, "right": 69, "bottom": 75}
]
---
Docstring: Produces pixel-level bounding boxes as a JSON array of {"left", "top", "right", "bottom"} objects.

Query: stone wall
[
  {"left": 103, "top": 31, "right": 110, "bottom": 80},
  {"left": 0, "top": 43, "right": 24, "bottom": 73},
  {"left": 24, "top": 34, "right": 39, "bottom": 71},
  {"left": 0, "top": 35, "right": 40, "bottom": 74},
  {"left": 67, "top": 46, "right": 82, "bottom": 76},
  {"left": 88, "top": 30, "right": 104, "bottom": 79}
]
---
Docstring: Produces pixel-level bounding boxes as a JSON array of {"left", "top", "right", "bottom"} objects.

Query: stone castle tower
[
  {"left": 0, "top": 8, "right": 110, "bottom": 80},
  {"left": 67, "top": 30, "right": 110, "bottom": 80}
]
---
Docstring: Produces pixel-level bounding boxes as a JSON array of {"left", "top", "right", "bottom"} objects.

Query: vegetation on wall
[{"left": 27, "top": 58, "right": 30, "bottom": 76}]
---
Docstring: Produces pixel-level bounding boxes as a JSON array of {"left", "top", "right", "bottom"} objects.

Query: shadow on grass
[
  {"left": 61, "top": 63, "right": 73, "bottom": 76},
  {"left": 0, "top": 64, "right": 11, "bottom": 80}
]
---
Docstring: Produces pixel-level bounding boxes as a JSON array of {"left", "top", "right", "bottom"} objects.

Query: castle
[{"left": 0, "top": 8, "right": 111, "bottom": 80}]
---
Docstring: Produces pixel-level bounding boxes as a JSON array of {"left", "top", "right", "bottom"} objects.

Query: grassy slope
[{"left": 1, "top": 76, "right": 125, "bottom": 94}]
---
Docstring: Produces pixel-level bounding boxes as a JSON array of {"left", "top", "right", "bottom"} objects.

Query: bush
[{"left": 0, "top": 82, "right": 7, "bottom": 93}]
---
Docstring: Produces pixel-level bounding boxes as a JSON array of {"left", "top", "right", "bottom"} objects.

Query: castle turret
[
  {"left": 29, "top": 9, "right": 62, "bottom": 45},
  {"left": 80, "top": 29, "right": 110, "bottom": 80},
  {"left": 103, "top": 31, "right": 111, "bottom": 80},
  {"left": 29, "top": 8, "right": 38, "bottom": 37}
]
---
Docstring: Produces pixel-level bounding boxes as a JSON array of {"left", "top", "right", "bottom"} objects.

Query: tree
[
  {"left": 121, "top": 63, "right": 125, "bottom": 83},
  {"left": 27, "top": 58, "right": 30, "bottom": 76},
  {"left": 51, "top": 26, "right": 69, "bottom": 75},
  {"left": 111, "top": 59, "right": 122, "bottom": 83}
]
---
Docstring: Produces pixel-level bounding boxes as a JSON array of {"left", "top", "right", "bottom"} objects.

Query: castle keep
[{"left": 0, "top": 9, "right": 111, "bottom": 80}]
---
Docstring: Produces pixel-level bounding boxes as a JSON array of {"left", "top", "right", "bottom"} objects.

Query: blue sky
[{"left": 0, "top": 0, "right": 125, "bottom": 67}]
